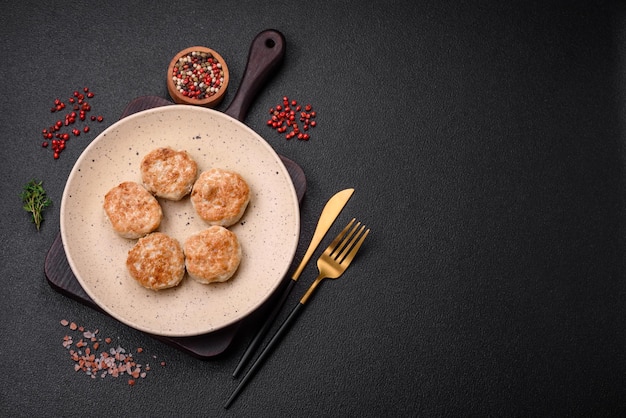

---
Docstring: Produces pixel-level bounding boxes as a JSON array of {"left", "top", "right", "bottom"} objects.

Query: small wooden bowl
[{"left": 167, "top": 46, "right": 229, "bottom": 107}]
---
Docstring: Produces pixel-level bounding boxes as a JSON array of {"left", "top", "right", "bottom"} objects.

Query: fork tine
[
  {"left": 332, "top": 221, "right": 361, "bottom": 257},
  {"left": 338, "top": 226, "right": 369, "bottom": 266},
  {"left": 325, "top": 218, "right": 356, "bottom": 255},
  {"left": 336, "top": 223, "right": 363, "bottom": 260}
]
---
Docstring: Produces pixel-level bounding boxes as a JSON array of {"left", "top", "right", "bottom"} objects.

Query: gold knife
[
  {"left": 232, "top": 188, "right": 354, "bottom": 377},
  {"left": 291, "top": 188, "right": 354, "bottom": 279}
]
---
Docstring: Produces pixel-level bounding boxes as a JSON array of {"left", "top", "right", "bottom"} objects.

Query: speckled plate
[{"left": 60, "top": 105, "right": 300, "bottom": 337}]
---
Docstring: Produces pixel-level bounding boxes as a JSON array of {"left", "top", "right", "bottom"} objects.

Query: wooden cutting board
[{"left": 45, "top": 95, "right": 306, "bottom": 358}]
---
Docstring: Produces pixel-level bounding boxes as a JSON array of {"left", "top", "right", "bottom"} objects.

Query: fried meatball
[
  {"left": 126, "top": 232, "right": 185, "bottom": 290},
  {"left": 103, "top": 181, "right": 162, "bottom": 239},
  {"left": 190, "top": 168, "right": 250, "bottom": 227},
  {"left": 140, "top": 147, "right": 198, "bottom": 200},
  {"left": 184, "top": 226, "right": 242, "bottom": 284}
]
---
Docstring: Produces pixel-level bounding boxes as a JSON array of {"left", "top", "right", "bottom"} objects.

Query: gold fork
[{"left": 225, "top": 218, "right": 370, "bottom": 408}]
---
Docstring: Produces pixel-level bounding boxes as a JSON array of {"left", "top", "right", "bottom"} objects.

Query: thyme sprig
[{"left": 21, "top": 179, "right": 52, "bottom": 231}]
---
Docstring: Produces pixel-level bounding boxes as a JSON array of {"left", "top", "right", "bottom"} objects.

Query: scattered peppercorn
[
  {"left": 40, "top": 87, "right": 105, "bottom": 159},
  {"left": 267, "top": 97, "right": 316, "bottom": 140}
]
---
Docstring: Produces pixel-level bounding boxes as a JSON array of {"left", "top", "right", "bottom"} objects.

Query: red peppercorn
[
  {"left": 267, "top": 97, "right": 317, "bottom": 140},
  {"left": 40, "top": 87, "right": 105, "bottom": 159}
]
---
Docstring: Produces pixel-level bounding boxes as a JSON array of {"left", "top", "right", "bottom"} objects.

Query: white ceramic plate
[{"left": 61, "top": 105, "right": 300, "bottom": 337}]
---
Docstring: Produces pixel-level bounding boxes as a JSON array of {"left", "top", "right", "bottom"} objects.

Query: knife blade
[
  {"left": 291, "top": 187, "right": 354, "bottom": 279},
  {"left": 232, "top": 188, "right": 354, "bottom": 377}
]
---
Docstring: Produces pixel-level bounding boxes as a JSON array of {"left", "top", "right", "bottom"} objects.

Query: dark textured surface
[{"left": 2, "top": 1, "right": 626, "bottom": 416}]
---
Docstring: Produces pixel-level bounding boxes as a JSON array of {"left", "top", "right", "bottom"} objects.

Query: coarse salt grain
[{"left": 60, "top": 320, "right": 165, "bottom": 385}]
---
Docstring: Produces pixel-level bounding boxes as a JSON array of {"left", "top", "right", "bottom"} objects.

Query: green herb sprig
[{"left": 21, "top": 179, "right": 52, "bottom": 231}]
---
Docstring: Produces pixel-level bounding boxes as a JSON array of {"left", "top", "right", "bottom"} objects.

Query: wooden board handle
[{"left": 224, "top": 29, "right": 286, "bottom": 121}]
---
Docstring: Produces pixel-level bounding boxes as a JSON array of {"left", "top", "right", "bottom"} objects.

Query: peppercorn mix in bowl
[{"left": 167, "top": 46, "right": 229, "bottom": 107}]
